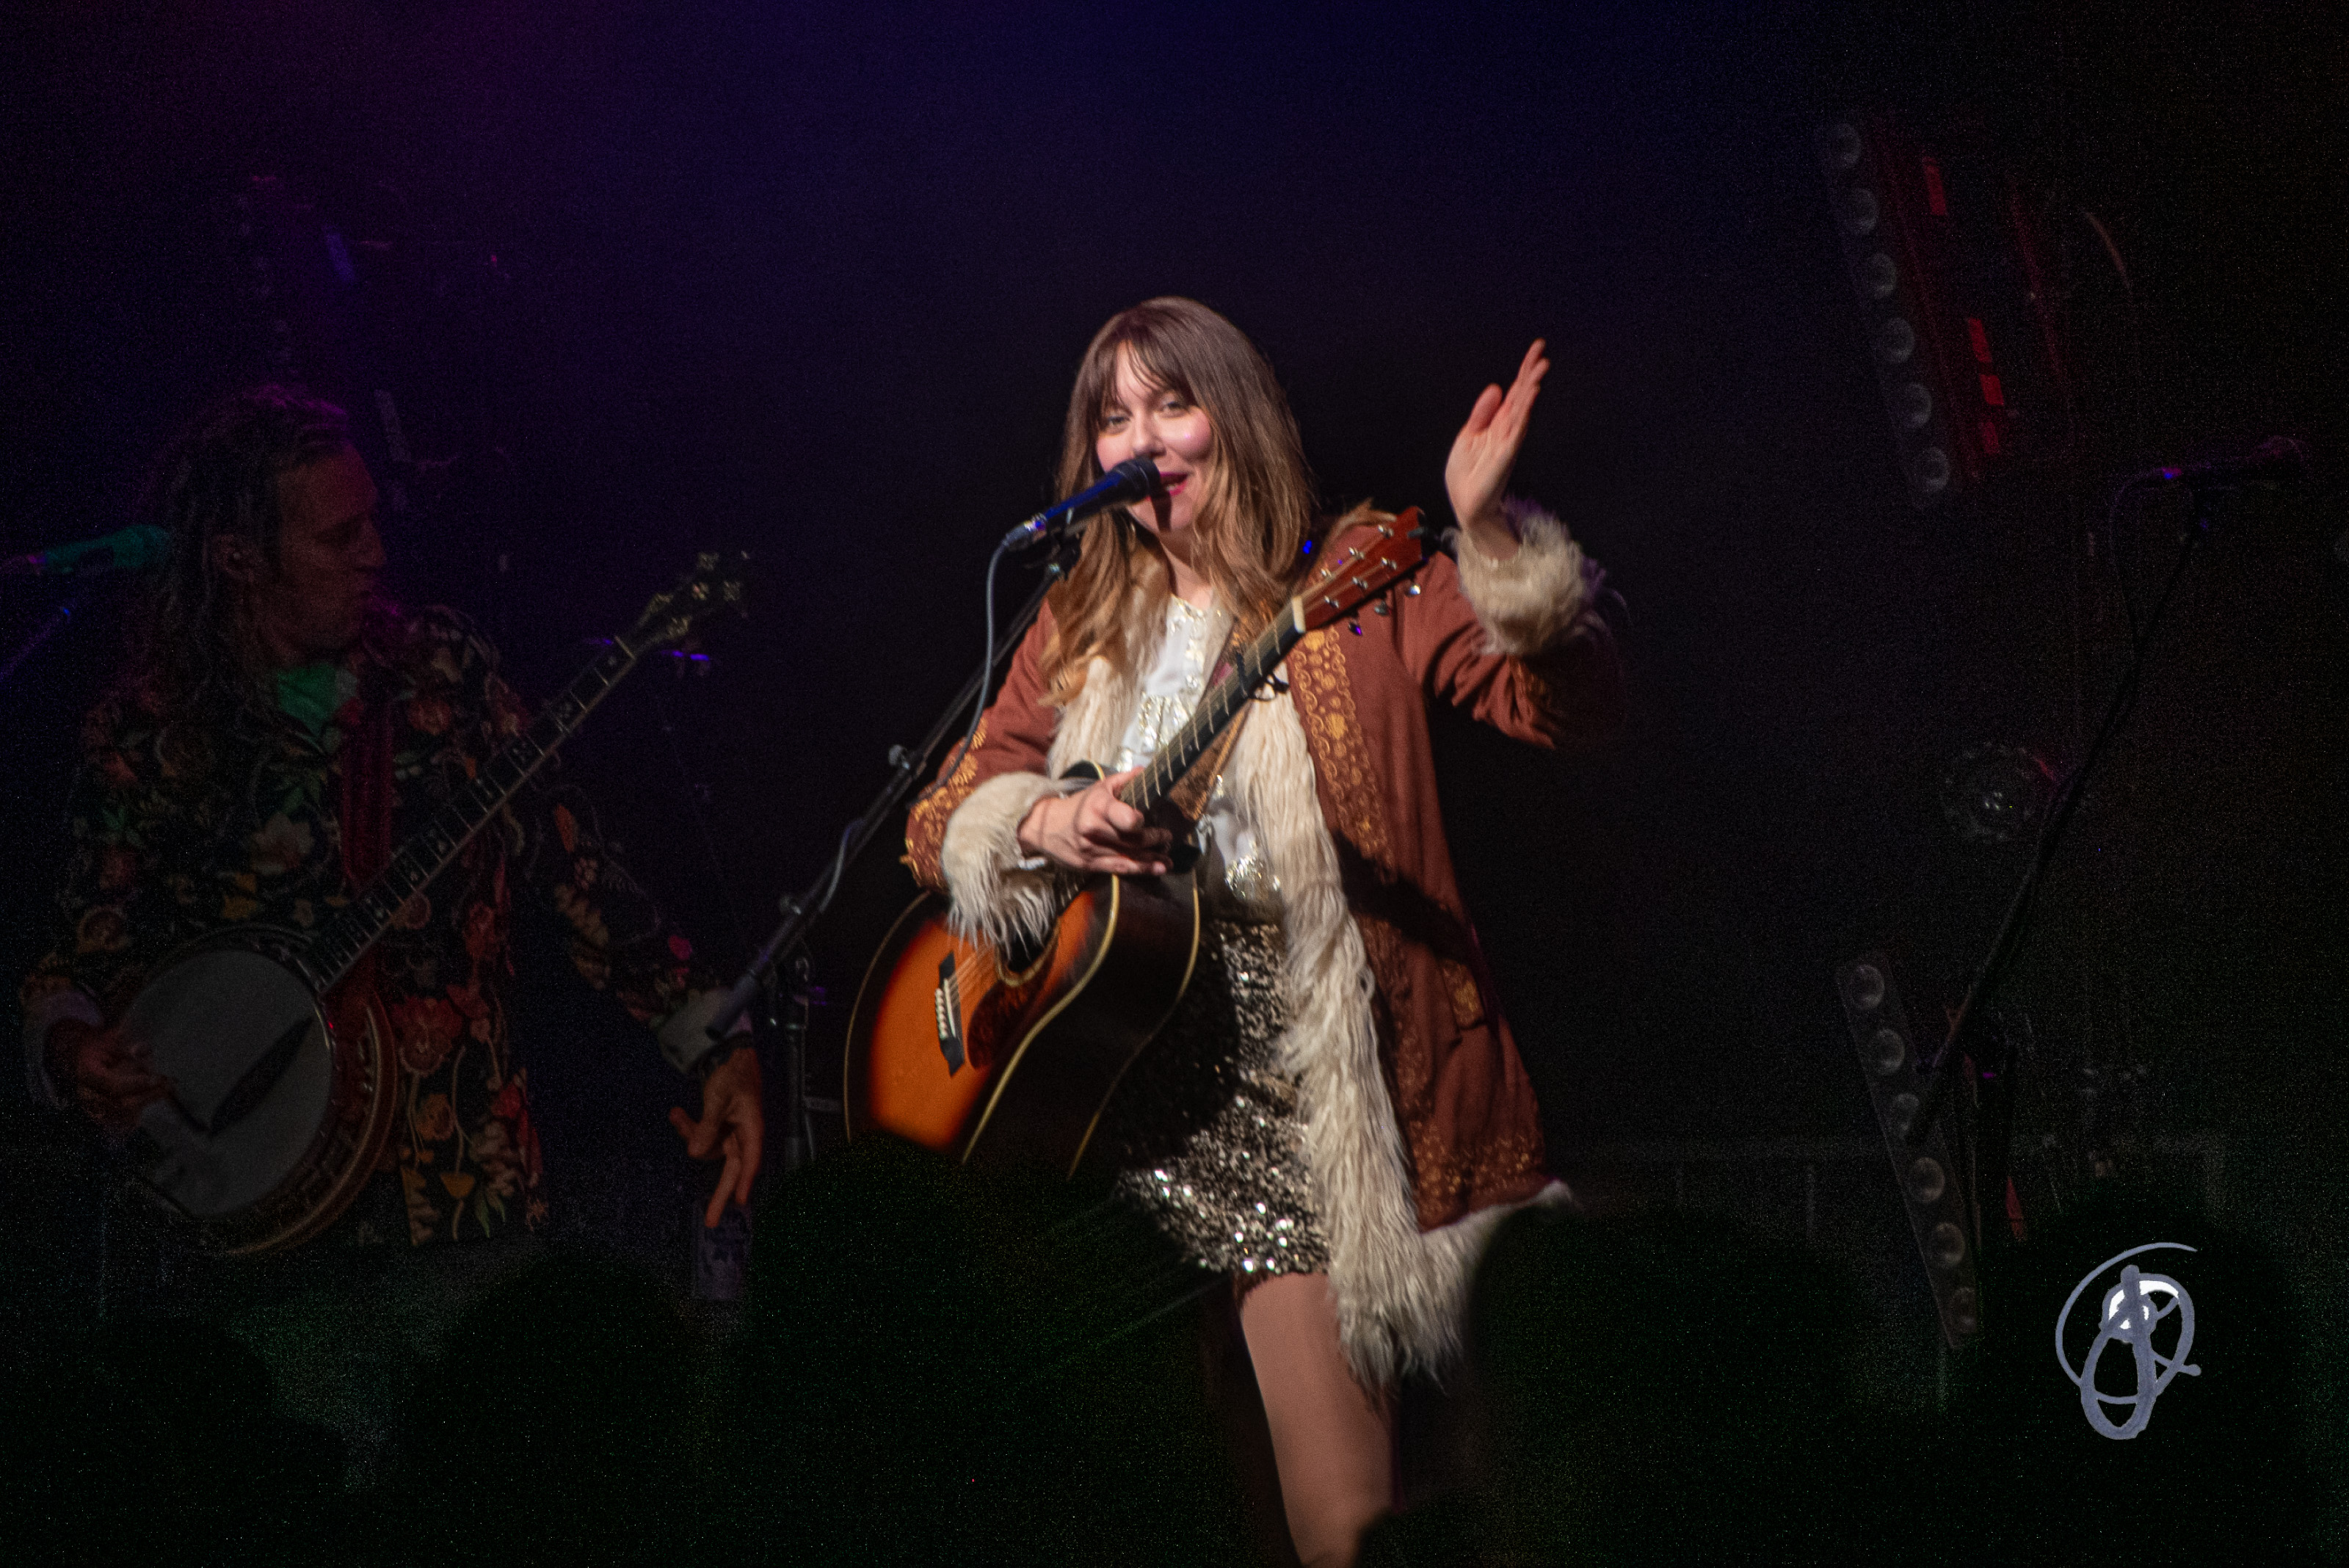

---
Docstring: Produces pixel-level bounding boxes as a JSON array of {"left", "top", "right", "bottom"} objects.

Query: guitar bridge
[{"left": 934, "top": 954, "right": 966, "bottom": 1075}]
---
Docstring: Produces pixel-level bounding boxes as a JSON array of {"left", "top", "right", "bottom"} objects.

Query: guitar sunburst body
[
  {"left": 849, "top": 871, "right": 1199, "bottom": 1172},
  {"left": 846, "top": 511, "right": 1431, "bottom": 1172}
]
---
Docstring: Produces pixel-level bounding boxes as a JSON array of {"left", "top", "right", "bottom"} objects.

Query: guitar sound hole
[{"left": 998, "top": 929, "right": 1046, "bottom": 981}]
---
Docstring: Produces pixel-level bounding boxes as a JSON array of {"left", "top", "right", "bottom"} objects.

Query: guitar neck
[
  {"left": 305, "top": 636, "right": 650, "bottom": 989},
  {"left": 1119, "top": 599, "right": 1306, "bottom": 815}
]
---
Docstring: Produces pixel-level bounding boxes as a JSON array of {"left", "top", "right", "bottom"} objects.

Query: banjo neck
[
  {"left": 297, "top": 549, "right": 748, "bottom": 994},
  {"left": 302, "top": 636, "right": 649, "bottom": 992}
]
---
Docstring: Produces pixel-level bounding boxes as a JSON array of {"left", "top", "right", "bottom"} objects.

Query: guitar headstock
[
  {"left": 1296, "top": 508, "right": 1428, "bottom": 632},
  {"left": 630, "top": 550, "right": 751, "bottom": 651}
]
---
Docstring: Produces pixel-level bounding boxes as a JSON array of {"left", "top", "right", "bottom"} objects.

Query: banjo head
[{"left": 119, "top": 937, "right": 393, "bottom": 1252}]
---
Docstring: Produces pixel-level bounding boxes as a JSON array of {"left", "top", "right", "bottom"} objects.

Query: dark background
[{"left": 1, "top": 0, "right": 2341, "bottom": 1474}]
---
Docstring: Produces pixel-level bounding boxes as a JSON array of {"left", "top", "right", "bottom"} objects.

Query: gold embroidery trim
[
  {"left": 1439, "top": 957, "right": 1485, "bottom": 1031},
  {"left": 1406, "top": 1127, "right": 1546, "bottom": 1224},
  {"left": 1285, "top": 623, "right": 1395, "bottom": 877},
  {"left": 904, "top": 716, "right": 990, "bottom": 888}
]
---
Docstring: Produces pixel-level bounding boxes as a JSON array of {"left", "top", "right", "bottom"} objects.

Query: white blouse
[{"left": 1111, "top": 596, "right": 1277, "bottom": 912}]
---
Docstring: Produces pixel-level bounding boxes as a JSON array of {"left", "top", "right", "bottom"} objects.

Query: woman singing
[{"left": 904, "top": 297, "right": 1622, "bottom": 1566}]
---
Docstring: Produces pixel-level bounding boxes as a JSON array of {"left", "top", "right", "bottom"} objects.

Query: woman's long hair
[
  {"left": 1039, "top": 299, "right": 1317, "bottom": 703},
  {"left": 122, "top": 386, "right": 360, "bottom": 711}
]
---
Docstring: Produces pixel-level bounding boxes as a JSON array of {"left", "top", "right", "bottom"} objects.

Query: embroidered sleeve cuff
[
  {"left": 23, "top": 987, "right": 102, "bottom": 1111},
  {"left": 940, "top": 771, "right": 1072, "bottom": 953},
  {"left": 1451, "top": 499, "right": 1601, "bottom": 658}
]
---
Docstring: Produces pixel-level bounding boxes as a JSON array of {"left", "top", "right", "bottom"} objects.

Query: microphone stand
[
  {"left": 1907, "top": 477, "right": 2221, "bottom": 1240},
  {"left": 705, "top": 532, "right": 1080, "bottom": 1175}
]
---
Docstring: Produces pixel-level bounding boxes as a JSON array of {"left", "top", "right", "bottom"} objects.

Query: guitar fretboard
[
  {"left": 304, "top": 638, "right": 649, "bottom": 990},
  {"left": 1117, "top": 600, "right": 1307, "bottom": 814}
]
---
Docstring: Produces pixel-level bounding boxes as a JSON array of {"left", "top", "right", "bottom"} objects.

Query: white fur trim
[
  {"left": 940, "top": 772, "right": 1070, "bottom": 952},
  {"left": 1046, "top": 583, "right": 1159, "bottom": 777},
  {"left": 1451, "top": 500, "right": 1597, "bottom": 658},
  {"left": 1237, "top": 692, "right": 1555, "bottom": 1387},
  {"left": 939, "top": 584, "right": 1157, "bottom": 954}
]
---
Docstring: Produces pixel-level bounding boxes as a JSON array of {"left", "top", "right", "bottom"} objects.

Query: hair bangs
[{"left": 1039, "top": 299, "right": 1319, "bottom": 705}]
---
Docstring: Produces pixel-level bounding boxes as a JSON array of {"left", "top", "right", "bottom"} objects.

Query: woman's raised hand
[
  {"left": 1017, "top": 766, "right": 1172, "bottom": 876},
  {"left": 1444, "top": 338, "right": 1549, "bottom": 556}
]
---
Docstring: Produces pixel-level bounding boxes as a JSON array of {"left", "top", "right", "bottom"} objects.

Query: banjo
[{"left": 120, "top": 551, "right": 747, "bottom": 1255}]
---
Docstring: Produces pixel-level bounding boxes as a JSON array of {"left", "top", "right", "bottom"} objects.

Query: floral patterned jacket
[{"left": 20, "top": 606, "right": 703, "bottom": 1246}]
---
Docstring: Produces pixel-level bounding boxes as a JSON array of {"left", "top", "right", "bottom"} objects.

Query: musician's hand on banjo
[
  {"left": 671, "top": 1042, "right": 764, "bottom": 1228},
  {"left": 46, "top": 1017, "right": 173, "bottom": 1136},
  {"left": 1017, "top": 766, "right": 1172, "bottom": 876}
]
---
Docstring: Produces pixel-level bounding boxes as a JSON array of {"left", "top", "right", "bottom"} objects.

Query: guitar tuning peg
[
  {"left": 1370, "top": 600, "right": 1390, "bottom": 616},
  {"left": 1404, "top": 582, "right": 1421, "bottom": 596},
  {"left": 1348, "top": 619, "right": 1363, "bottom": 636}
]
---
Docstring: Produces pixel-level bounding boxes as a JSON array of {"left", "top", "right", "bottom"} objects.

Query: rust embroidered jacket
[{"left": 907, "top": 507, "right": 1623, "bottom": 1237}]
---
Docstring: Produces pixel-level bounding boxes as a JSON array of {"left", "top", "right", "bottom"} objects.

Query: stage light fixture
[
  {"left": 1815, "top": 120, "right": 1967, "bottom": 509},
  {"left": 1939, "top": 743, "right": 2055, "bottom": 844},
  {"left": 1873, "top": 317, "right": 1917, "bottom": 364},
  {"left": 1908, "top": 1156, "right": 1947, "bottom": 1204},
  {"left": 1837, "top": 951, "right": 1982, "bottom": 1347},
  {"left": 1871, "top": 1027, "right": 1906, "bottom": 1075},
  {"left": 1913, "top": 447, "right": 1951, "bottom": 494},
  {"left": 1895, "top": 382, "right": 1932, "bottom": 429}
]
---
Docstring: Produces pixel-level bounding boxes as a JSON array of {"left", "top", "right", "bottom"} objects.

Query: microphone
[
  {"left": 998, "top": 458, "right": 1161, "bottom": 551},
  {"left": 1, "top": 524, "right": 173, "bottom": 578},
  {"left": 2134, "top": 436, "right": 2309, "bottom": 490}
]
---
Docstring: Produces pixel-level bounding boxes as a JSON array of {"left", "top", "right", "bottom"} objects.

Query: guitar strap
[{"left": 1162, "top": 610, "right": 1262, "bottom": 826}]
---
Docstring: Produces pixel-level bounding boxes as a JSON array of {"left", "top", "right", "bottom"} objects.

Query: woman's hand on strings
[
  {"left": 1445, "top": 338, "right": 1550, "bottom": 560},
  {"left": 1017, "top": 767, "right": 1171, "bottom": 876}
]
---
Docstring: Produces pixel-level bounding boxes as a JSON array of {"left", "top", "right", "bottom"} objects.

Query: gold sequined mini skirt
[{"left": 1097, "top": 919, "right": 1331, "bottom": 1277}]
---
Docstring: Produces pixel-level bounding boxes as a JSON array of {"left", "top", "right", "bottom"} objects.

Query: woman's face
[{"left": 1094, "top": 346, "right": 1216, "bottom": 546}]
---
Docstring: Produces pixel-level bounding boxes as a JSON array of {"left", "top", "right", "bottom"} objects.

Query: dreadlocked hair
[
  {"left": 1039, "top": 298, "right": 1318, "bottom": 705},
  {"left": 121, "top": 386, "right": 363, "bottom": 711}
]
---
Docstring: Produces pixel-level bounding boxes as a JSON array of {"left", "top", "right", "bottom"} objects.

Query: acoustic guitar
[
  {"left": 119, "top": 551, "right": 747, "bottom": 1255},
  {"left": 845, "top": 513, "right": 1430, "bottom": 1173}
]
